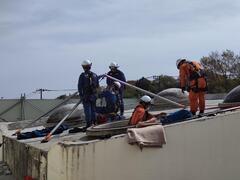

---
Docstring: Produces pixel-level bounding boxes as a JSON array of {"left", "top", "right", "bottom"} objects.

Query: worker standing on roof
[
  {"left": 78, "top": 60, "right": 99, "bottom": 128},
  {"left": 129, "top": 95, "right": 161, "bottom": 127},
  {"left": 106, "top": 62, "right": 126, "bottom": 117},
  {"left": 176, "top": 58, "right": 207, "bottom": 115}
]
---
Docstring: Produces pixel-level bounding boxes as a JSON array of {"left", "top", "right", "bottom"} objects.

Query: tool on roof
[{"left": 41, "top": 100, "right": 82, "bottom": 143}]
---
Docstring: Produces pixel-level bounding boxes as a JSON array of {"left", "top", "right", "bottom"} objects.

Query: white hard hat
[
  {"left": 109, "top": 62, "right": 119, "bottom": 68},
  {"left": 82, "top": 60, "right": 92, "bottom": 66},
  {"left": 176, "top": 58, "right": 186, "bottom": 69},
  {"left": 140, "top": 95, "right": 152, "bottom": 103},
  {"left": 113, "top": 81, "right": 121, "bottom": 89}
]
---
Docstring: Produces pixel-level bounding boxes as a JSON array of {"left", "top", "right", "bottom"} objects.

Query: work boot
[
  {"left": 191, "top": 111, "right": 196, "bottom": 116},
  {"left": 82, "top": 126, "right": 87, "bottom": 132},
  {"left": 199, "top": 110, "right": 204, "bottom": 114},
  {"left": 120, "top": 115, "right": 126, "bottom": 120},
  {"left": 69, "top": 127, "right": 85, "bottom": 134},
  {"left": 93, "top": 121, "right": 97, "bottom": 126},
  {"left": 198, "top": 110, "right": 204, "bottom": 117}
]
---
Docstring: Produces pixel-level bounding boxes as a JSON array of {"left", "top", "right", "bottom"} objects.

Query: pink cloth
[{"left": 127, "top": 125, "right": 166, "bottom": 149}]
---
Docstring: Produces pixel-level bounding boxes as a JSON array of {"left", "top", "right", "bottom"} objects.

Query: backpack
[
  {"left": 187, "top": 61, "right": 205, "bottom": 81},
  {"left": 187, "top": 61, "right": 207, "bottom": 92}
]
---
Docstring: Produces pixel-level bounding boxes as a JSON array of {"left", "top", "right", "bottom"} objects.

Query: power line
[
  {"left": 36, "top": 88, "right": 77, "bottom": 92},
  {"left": 35, "top": 88, "right": 78, "bottom": 99}
]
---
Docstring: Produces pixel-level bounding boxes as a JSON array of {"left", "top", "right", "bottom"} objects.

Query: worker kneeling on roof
[
  {"left": 176, "top": 58, "right": 207, "bottom": 115},
  {"left": 129, "top": 95, "right": 162, "bottom": 127},
  {"left": 96, "top": 81, "right": 122, "bottom": 123},
  {"left": 129, "top": 95, "right": 193, "bottom": 127}
]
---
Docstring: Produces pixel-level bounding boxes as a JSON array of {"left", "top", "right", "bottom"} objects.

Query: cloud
[
  {"left": 1, "top": 0, "right": 240, "bottom": 98},
  {"left": 2, "top": 0, "right": 240, "bottom": 41}
]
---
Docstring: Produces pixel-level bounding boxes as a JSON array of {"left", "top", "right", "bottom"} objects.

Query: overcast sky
[{"left": 1, "top": 0, "right": 240, "bottom": 99}]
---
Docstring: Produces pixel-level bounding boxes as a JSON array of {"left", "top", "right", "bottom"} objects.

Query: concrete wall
[
  {"left": 0, "top": 99, "right": 78, "bottom": 122},
  {"left": 3, "top": 137, "right": 47, "bottom": 180},
  {"left": 0, "top": 131, "right": 2, "bottom": 162},
  {"left": 0, "top": 123, "right": 9, "bottom": 162},
  {"left": 48, "top": 111, "right": 240, "bottom": 180}
]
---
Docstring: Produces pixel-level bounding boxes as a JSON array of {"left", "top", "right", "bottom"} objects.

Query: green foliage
[
  {"left": 58, "top": 49, "right": 240, "bottom": 99},
  {"left": 200, "top": 49, "right": 240, "bottom": 93},
  {"left": 124, "top": 80, "right": 139, "bottom": 98},
  {"left": 151, "top": 75, "right": 178, "bottom": 93},
  {"left": 125, "top": 49, "right": 240, "bottom": 97},
  {"left": 124, "top": 75, "right": 178, "bottom": 98}
]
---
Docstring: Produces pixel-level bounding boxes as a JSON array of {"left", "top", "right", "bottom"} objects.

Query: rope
[{"left": 104, "top": 74, "right": 185, "bottom": 108}]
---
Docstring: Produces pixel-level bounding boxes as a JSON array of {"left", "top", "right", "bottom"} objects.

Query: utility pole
[
  {"left": 20, "top": 93, "right": 25, "bottom": 121},
  {"left": 36, "top": 89, "right": 44, "bottom": 99},
  {"left": 40, "top": 89, "right": 43, "bottom": 99}
]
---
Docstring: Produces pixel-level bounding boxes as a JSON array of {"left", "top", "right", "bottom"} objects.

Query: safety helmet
[
  {"left": 113, "top": 81, "right": 121, "bottom": 89},
  {"left": 81, "top": 60, "right": 92, "bottom": 66},
  {"left": 176, "top": 58, "right": 186, "bottom": 69},
  {"left": 140, "top": 95, "right": 152, "bottom": 104},
  {"left": 109, "top": 62, "right": 119, "bottom": 68}
]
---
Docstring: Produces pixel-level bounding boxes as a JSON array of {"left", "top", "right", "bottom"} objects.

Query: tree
[
  {"left": 135, "top": 77, "right": 152, "bottom": 91},
  {"left": 151, "top": 75, "right": 178, "bottom": 93},
  {"left": 124, "top": 75, "right": 178, "bottom": 98},
  {"left": 200, "top": 49, "right": 240, "bottom": 93}
]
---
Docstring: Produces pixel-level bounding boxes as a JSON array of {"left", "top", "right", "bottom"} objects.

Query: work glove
[{"left": 181, "top": 87, "right": 185, "bottom": 93}]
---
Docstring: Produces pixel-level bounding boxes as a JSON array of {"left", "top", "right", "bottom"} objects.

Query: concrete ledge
[
  {"left": 3, "top": 137, "right": 47, "bottom": 180},
  {"left": 2, "top": 110, "right": 240, "bottom": 180}
]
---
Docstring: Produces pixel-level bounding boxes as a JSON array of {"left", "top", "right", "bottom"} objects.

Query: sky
[{"left": 1, "top": 0, "right": 240, "bottom": 99}]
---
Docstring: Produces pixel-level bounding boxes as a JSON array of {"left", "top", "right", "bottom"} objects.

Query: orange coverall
[
  {"left": 179, "top": 61, "right": 207, "bottom": 114},
  {"left": 129, "top": 104, "right": 153, "bottom": 125}
]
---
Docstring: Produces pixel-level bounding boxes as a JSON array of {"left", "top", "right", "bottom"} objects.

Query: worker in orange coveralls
[
  {"left": 176, "top": 58, "right": 208, "bottom": 115},
  {"left": 129, "top": 95, "right": 162, "bottom": 127}
]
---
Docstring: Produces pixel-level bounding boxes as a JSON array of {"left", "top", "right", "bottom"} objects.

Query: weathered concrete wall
[
  {"left": 0, "top": 132, "right": 2, "bottom": 162},
  {"left": 3, "top": 137, "right": 47, "bottom": 180},
  {"left": 48, "top": 111, "right": 240, "bottom": 180},
  {"left": 0, "top": 123, "right": 9, "bottom": 162}
]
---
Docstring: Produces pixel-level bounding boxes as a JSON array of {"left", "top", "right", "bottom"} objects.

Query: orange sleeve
[
  {"left": 130, "top": 107, "right": 145, "bottom": 125},
  {"left": 179, "top": 63, "right": 188, "bottom": 88}
]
